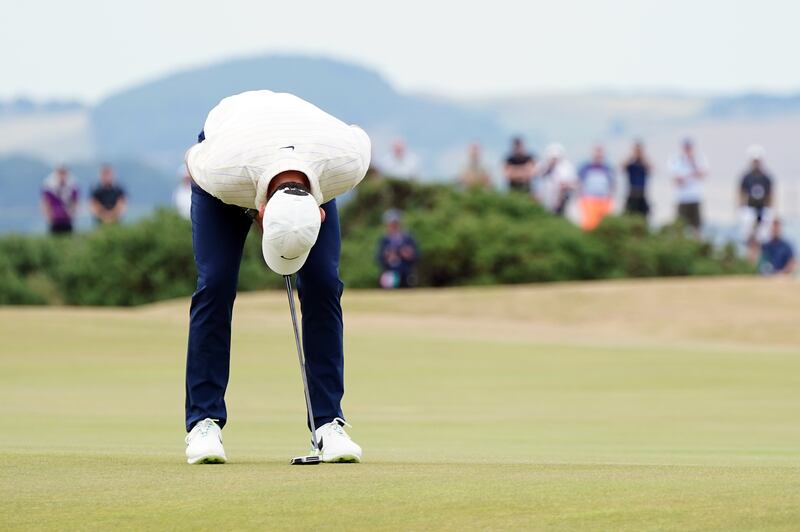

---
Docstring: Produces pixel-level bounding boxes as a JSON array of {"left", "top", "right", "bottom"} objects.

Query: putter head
[{"left": 290, "top": 455, "right": 322, "bottom": 465}]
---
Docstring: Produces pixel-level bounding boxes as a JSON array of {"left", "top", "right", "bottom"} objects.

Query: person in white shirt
[
  {"left": 379, "top": 139, "right": 420, "bottom": 179},
  {"left": 173, "top": 163, "right": 192, "bottom": 220},
  {"left": 670, "top": 138, "right": 709, "bottom": 232},
  {"left": 537, "top": 143, "right": 577, "bottom": 215},
  {"left": 182, "top": 90, "right": 370, "bottom": 465}
]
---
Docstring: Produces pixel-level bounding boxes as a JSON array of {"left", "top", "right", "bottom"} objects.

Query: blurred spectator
[
  {"left": 622, "top": 140, "right": 651, "bottom": 219},
  {"left": 376, "top": 209, "right": 418, "bottom": 288},
  {"left": 577, "top": 145, "right": 615, "bottom": 230},
  {"left": 174, "top": 163, "right": 192, "bottom": 219},
  {"left": 537, "top": 143, "right": 576, "bottom": 215},
  {"left": 756, "top": 218, "right": 795, "bottom": 276},
  {"left": 458, "top": 143, "right": 492, "bottom": 189},
  {"left": 503, "top": 137, "right": 536, "bottom": 195},
  {"left": 380, "top": 139, "right": 420, "bottom": 179},
  {"left": 40, "top": 165, "right": 78, "bottom": 234},
  {"left": 89, "top": 164, "right": 127, "bottom": 225},
  {"left": 670, "top": 138, "right": 709, "bottom": 232},
  {"left": 738, "top": 145, "right": 773, "bottom": 244}
]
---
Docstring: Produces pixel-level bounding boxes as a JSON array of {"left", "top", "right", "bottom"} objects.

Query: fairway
[{"left": 2, "top": 277, "right": 799, "bottom": 530}]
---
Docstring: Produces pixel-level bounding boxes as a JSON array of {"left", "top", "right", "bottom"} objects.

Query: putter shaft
[{"left": 284, "top": 275, "right": 320, "bottom": 451}]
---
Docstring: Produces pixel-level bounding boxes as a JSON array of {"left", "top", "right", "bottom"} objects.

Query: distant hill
[
  {"left": 705, "top": 93, "right": 800, "bottom": 118},
  {"left": 90, "top": 54, "right": 506, "bottom": 172},
  {"left": 2, "top": 54, "right": 800, "bottom": 236},
  {"left": 0, "top": 98, "right": 84, "bottom": 116}
]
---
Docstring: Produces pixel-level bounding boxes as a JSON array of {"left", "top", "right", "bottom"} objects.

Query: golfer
[{"left": 183, "top": 90, "right": 371, "bottom": 464}]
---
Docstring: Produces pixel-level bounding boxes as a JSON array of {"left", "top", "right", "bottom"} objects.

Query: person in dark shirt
[
  {"left": 376, "top": 209, "right": 419, "bottom": 288},
  {"left": 622, "top": 141, "right": 651, "bottom": 219},
  {"left": 503, "top": 137, "right": 536, "bottom": 195},
  {"left": 739, "top": 145, "right": 773, "bottom": 244},
  {"left": 758, "top": 218, "right": 795, "bottom": 276},
  {"left": 90, "top": 164, "right": 127, "bottom": 224}
]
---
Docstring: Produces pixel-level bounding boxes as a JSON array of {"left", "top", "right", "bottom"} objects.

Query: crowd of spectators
[
  {"left": 40, "top": 163, "right": 127, "bottom": 234},
  {"left": 373, "top": 134, "right": 795, "bottom": 284},
  {"left": 37, "top": 134, "right": 795, "bottom": 287},
  {"left": 38, "top": 162, "right": 195, "bottom": 233}
]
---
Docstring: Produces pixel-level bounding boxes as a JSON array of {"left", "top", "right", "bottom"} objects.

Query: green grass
[{"left": 1, "top": 278, "right": 799, "bottom": 530}]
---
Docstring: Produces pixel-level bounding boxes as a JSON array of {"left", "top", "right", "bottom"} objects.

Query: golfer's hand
[{"left": 253, "top": 206, "right": 265, "bottom": 233}]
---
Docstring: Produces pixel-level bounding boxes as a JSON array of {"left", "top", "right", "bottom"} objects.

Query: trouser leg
[
  {"left": 296, "top": 199, "right": 345, "bottom": 429},
  {"left": 185, "top": 183, "right": 252, "bottom": 431}
]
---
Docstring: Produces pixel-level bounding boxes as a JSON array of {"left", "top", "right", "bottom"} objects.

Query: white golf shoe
[
  {"left": 185, "top": 418, "right": 227, "bottom": 464},
  {"left": 315, "top": 418, "right": 362, "bottom": 463}
]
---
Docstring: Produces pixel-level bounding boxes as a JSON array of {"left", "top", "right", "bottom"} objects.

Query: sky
[{"left": 2, "top": 0, "right": 798, "bottom": 102}]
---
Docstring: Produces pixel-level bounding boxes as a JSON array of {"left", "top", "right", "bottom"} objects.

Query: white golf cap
[
  {"left": 261, "top": 185, "right": 321, "bottom": 275},
  {"left": 746, "top": 144, "right": 766, "bottom": 161}
]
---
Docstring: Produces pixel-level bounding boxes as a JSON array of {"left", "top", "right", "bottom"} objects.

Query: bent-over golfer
[{"left": 183, "top": 90, "right": 370, "bottom": 464}]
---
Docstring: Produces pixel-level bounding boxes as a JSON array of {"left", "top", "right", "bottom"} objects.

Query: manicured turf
[{"left": 1, "top": 278, "right": 799, "bottom": 530}]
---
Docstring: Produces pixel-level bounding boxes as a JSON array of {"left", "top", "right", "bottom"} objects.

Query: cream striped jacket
[{"left": 186, "top": 90, "right": 371, "bottom": 208}]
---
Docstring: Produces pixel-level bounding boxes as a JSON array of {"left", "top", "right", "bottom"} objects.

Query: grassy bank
[{"left": 1, "top": 277, "right": 798, "bottom": 530}]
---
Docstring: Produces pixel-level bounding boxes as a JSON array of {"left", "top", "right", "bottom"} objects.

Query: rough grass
[{"left": 1, "top": 277, "right": 799, "bottom": 530}]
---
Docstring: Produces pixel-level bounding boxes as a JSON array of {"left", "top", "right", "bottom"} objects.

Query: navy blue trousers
[{"left": 185, "top": 182, "right": 345, "bottom": 431}]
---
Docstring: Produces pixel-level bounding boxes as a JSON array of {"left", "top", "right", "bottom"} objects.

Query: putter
[{"left": 284, "top": 275, "right": 322, "bottom": 465}]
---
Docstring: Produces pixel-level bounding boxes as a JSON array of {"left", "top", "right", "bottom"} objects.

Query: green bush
[
  {"left": 0, "top": 179, "right": 753, "bottom": 306},
  {"left": 54, "top": 210, "right": 196, "bottom": 305},
  {"left": 237, "top": 230, "right": 284, "bottom": 292},
  {"left": 339, "top": 179, "right": 752, "bottom": 288},
  {"left": 0, "top": 234, "right": 67, "bottom": 277},
  {"left": 0, "top": 235, "right": 70, "bottom": 304},
  {"left": 0, "top": 254, "right": 46, "bottom": 304}
]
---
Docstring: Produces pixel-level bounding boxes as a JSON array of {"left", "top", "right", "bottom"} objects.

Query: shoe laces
[
  {"left": 327, "top": 417, "right": 352, "bottom": 437},
  {"left": 311, "top": 417, "right": 353, "bottom": 449},
  {"left": 186, "top": 418, "right": 219, "bottom": 443},
  {"left": 312, "top": 418, "right": 353, "bottom": 451}
]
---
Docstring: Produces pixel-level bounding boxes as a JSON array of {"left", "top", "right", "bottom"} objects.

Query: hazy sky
[{"left": 2, "top": 0, "right": 798, "bottom": 102}]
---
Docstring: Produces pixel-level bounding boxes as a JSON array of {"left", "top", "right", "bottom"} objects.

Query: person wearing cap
[
  {"left": 670, "top": 138, "right": 709, "bottom": 233},
  {"left": 738, "top": 145, "right": 773, "bottom": 245},
  {"left": 756, "top": 218, "right": 795, "bottom": 276},
  {"left": 376, "top": 209, "right": 419, "bottom": 288},
  {"left": 182, "top": 90, "right": 371, "bottom": 464}
]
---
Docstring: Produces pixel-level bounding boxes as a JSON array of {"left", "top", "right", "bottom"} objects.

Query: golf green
[{"left": 2, "top": 278, "right": 799, "bottom": 530}]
